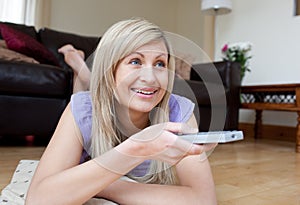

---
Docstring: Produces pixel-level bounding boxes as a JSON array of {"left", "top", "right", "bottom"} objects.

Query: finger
[
  {"left": 198, "top": 143, "right": 218, "bottom": 161},
  {"left": 204, "top": 143, "right": 218, "bottom": 151},
  {"left": 149, "top": 137, "right": 202, "bottom": 166},
  {"left": 163, "top": 122, "right": 198, "bottom": 135},
  {"left": 172, "top": 136, "right": 203, "bottom": 156}
]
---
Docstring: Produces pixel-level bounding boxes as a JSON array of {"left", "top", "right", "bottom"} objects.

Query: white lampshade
[{"left": 201, "top": 0, "right": 232, "bottom": 15}]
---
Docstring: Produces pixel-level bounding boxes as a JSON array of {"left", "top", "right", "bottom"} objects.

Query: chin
[{"left": 130, "top": 104, "right": 156, "bottom": 113}]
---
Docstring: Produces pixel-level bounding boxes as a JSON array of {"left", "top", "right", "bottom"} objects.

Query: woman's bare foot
[
  {"left": 58, "top": 44, "right": 85, "bottom": 72},
  {"left": 58, "top": 44, "right": 91, "bottom": 93}
]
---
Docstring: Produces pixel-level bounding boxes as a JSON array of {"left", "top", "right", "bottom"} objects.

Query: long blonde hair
[{"left": 89, "top": 18, "right": 177, "bottom": 184}]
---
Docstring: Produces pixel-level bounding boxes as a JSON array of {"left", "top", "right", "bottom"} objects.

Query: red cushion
[{"left": 0, "top": 24, "right": 59, "bottom": 66}]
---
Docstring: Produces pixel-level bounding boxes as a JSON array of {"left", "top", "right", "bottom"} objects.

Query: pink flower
[{"left": 222, "top": 44, "right": 228, "bottom": 52}]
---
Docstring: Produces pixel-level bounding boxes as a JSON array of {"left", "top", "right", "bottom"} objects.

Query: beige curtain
[{"left": 34, "top": 0, "right": 51, "bottom": 29}]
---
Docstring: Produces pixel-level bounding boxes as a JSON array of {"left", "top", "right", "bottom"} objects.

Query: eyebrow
[{"left": 129, "top": 51, "right": 168, "bottom": 59}]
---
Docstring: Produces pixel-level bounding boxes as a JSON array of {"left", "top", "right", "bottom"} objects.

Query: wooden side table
[{"left": 240, "top": 83, "right": 300, "bottom": 152}]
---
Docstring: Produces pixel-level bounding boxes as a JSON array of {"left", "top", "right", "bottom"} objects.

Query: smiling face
[{"left": 114, "top": 40, "right": 169, "bottom": 117}]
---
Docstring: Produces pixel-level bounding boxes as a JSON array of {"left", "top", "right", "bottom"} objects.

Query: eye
[
  {"left": 155, "top": 60, "right": 166, "bottom": 68},
  {"left": 129, "top": 58, "right": 142, "bottom": 65}
]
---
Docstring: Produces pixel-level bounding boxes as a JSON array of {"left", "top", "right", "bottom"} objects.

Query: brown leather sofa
[
  {"left": 173, "top": 61, "right": 241, "bottom": 132},
  {"left": 0, "top": 22, "right": 241, "bottom": 145},
  {"left": 0, "top": 22, "right": 100, "bottom": 144}
]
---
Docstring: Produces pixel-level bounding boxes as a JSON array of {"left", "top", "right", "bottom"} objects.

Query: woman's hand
[
  {"left": 116, "top": 122, "right": 215, "bottom": 165},
  {"left": 93, "top": 122, "right": 216, "bottom": 176}
]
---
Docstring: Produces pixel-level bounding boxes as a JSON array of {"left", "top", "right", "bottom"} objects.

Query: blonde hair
[{"left": 89, "top": 18, "right": 177, "bottom": 184}]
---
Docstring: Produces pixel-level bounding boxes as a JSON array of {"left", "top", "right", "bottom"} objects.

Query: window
[{"left": 0, "top": 0, "right": 36, "bottom": 25}]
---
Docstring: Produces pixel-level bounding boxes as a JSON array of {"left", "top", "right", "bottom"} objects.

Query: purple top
[{"left": 70, "top": 91, "right": 195, "bottom": 176}]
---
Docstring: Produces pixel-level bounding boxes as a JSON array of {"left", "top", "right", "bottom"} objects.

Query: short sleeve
[
  {"left": 70, "top": 91, "right": 93, "bottom": 152},
  {"left": 169, "top": 94, "right": 195, "bottom": 122}
]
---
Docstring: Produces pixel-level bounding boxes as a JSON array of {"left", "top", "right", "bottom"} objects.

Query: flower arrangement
[{"left": 221, "top": 42, "right": 253, "bottom": 81}]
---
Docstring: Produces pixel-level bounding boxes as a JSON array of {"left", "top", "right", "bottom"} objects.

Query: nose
[{"left": 139, "top": 66, "right": 156, "bottom": 84}]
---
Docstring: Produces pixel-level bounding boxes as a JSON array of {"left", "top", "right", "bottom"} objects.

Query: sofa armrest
[
  {"left": 190, "top": 60, "right": 241, "bottom": 107},
  {"left": 0, "top": 60, "right": 73, "bottom": 97},
  {"left": 191, "top": 61, "right": 240, "bottom": 86}
]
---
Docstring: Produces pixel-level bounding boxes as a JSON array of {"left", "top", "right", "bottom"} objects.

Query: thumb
[
  {"left": 178, "top": 123, "right": 198, "bottom": 135},
  {"left": 162, "top": 122, "right": 198, "bottom": 135}
]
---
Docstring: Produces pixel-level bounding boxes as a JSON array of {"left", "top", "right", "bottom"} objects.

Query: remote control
[{"left": 178, "top": 131, "right": 244, "bottom": 144}]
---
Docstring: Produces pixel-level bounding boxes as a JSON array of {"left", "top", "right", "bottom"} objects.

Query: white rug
[{"left": 0, "top": 160, "right": 119, "bottom": 205}]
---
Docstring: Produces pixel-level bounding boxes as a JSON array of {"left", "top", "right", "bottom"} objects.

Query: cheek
[
  {"left": 115, "top": 65, "right": 133, "bottom": 86},
  {"left": 114, "top": 68, "right": 124, "bottom": 87},
  {"left": 157, "top": 70, "right": 169, "bottom": 90},
  {"left": 115, "top": 68, "right": 139, "bottom": 93}
]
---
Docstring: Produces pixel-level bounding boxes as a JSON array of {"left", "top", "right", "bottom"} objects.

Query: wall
[
  {"left": 50, "top": 0, "right": 176, "bottom": 36},
  {"left": 216, "top": 0, "right": 300, "bottom": 126},
  {"left": 48, "top": 0, "right": 207, "bottom": 51},
  {"left": 47, "top": 0, "right": 300, "bottom": 127},
  {"left": 176, "top": 0, "right": 205, "bottom": 47}
]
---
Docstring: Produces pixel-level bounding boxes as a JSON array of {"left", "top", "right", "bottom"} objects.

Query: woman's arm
[
  {"left": 26, "top": 107, "right": 207, "bottom": 205},
  {"left": 25, "top": 105, "right": 142, "bottom": 205},
  {"left": 97, "top": 115, "right": 217, "bottom": 205},
  {"left": 98, "top": 158, "right": 216, "bottom": 205},
  {"left": 176, "top": 114, "right": 217, "bottom": 204}
]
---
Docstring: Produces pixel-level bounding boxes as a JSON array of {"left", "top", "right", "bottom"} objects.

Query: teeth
[{"left": 133, "top": 89, "right": 156, "bottom": 95}]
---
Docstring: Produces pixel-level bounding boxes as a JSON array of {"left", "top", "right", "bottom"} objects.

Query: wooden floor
[
  {"left": 0, "top": 146, "right": 44, "bottom": 191},
  {"left": 1, "top": 138, "right": 300, "bottom": 204}
]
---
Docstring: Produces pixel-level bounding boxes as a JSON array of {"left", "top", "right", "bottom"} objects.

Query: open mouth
[{"left": 131, "top": 88, "right": 158, "bottom": 95}]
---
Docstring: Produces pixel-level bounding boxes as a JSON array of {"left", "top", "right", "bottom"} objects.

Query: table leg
[
  {"left": 296, "top": 88, "right": 300, "bottom": 152},
  {"left": 254, "top": 110, "right": 263, "bottom": 139},
  {"left": 296, "top": 112, "right": 300, "bottom": 153}
]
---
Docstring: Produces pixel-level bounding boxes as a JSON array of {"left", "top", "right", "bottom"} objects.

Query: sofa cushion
[
  {"left": 38, "top": 28, "right": 100, "bottom": 69},
  {"left": 0, "top": 22, "right": 37, "bottom": 40},
  {"left": 0, "top": 40, "right": 39, "bottom": 64},
  {"left": 0, "top": 24, "right": 59, "bottom": 66}
]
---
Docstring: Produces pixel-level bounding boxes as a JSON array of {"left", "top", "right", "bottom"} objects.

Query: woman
[{"left": 26, "top": 18, "right": 217, "bottom": 205}]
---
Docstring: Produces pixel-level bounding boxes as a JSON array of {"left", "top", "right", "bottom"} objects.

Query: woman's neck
[{"left": 115, "top": 103, "right": 150, "bottom": 137}]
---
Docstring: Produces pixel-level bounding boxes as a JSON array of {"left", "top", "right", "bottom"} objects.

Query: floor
[
  {"left": 210, "top": 138, "right": 300, "bottom": 205},
  {"left": 1, "top": 138, "right": 300, "bottom": 204}
]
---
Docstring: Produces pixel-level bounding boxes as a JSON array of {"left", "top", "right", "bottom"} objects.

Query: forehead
[{"left": 134, "top": 40, "right": 168, "bottom": 55}]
